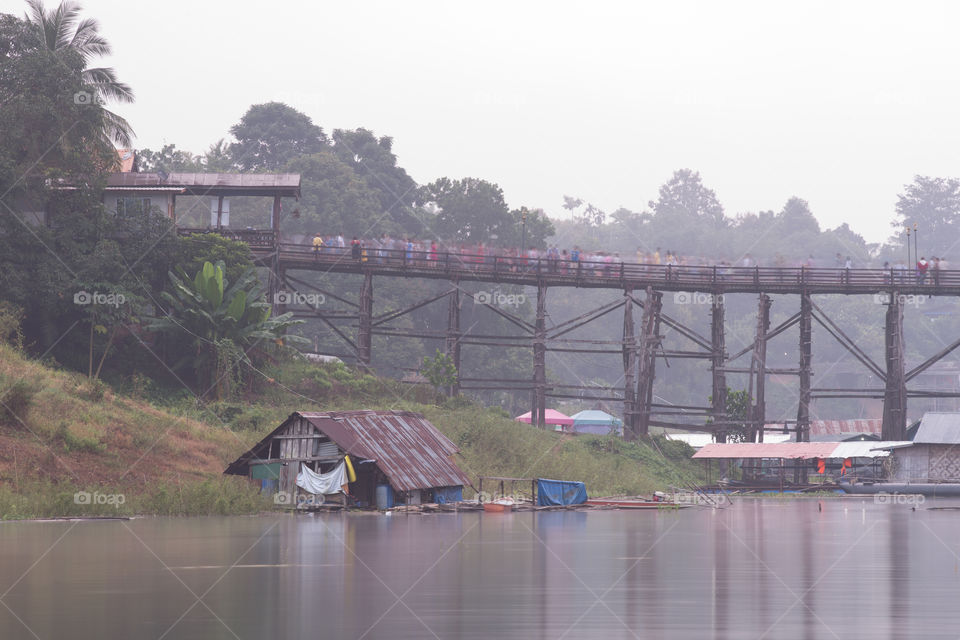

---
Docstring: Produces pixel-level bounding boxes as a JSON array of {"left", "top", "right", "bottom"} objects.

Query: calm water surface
[{"left": 3, "top": 499, "right": 960, "bottom": 639}]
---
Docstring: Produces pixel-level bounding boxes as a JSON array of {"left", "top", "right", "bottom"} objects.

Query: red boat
[{"left": 483, "top": 498, "right": 515, "bottom": 513}]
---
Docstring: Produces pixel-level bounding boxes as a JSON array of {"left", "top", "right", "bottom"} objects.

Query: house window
[{"left": 116, "top": 197, "right": 151, "bottom": 216}]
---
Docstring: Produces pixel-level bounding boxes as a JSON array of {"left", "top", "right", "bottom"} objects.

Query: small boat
[
  {"left": 586, "top": 497, "right": 692, "bottom": 509},
  {"left": 483, "top": 498, "right": 515, "bottom": 513}
]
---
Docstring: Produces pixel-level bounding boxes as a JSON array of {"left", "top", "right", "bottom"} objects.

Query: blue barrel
[{"left": 375, "top": 484, "right": 394, "bottom": 510}]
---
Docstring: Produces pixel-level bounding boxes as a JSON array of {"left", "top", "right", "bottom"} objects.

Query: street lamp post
[
  {"left": 521, "top": 206, "right": 528, "bottom": 257},
  {"left": 914, "top": 223, "right": 919, "bottom": 268},
  {"left": 906, "top": 225, "right": 911, "bottom": 269}
]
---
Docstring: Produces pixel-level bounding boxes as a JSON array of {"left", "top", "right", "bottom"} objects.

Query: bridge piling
[
  {"left": 750, "top": 295, "right": 771, "bottom": 442},
  {"left": 710, "top": 297, "right": 727, "bottom": 442},
  {"left": 532, "top": 284, "right": 548, "bottom": 428},
  {"left": 622, "top": 288, "right": 637, "bottom": 433},
  {"left": 357, "top": 272, "right": 373, "bottom": 369},
  {"left": 446, "top": 287, "right": 461, "bottom": 396},
  {"left": 796, "top": 293, "right": 812, "bottom": 443},
  {"left": 882, "top": 295, "right": 907, "bottom": 440},
  {"left": 633, "top": 288, "right": 662, "bottom": 439}
]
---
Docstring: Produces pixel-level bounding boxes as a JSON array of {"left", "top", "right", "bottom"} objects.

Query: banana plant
[{"left": 147, "top": 261, "right": 308, "bottom": 399}]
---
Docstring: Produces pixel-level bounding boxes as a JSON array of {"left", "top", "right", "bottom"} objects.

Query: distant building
[{"left": 225, "top": 411, "right": 471, "bottom": 508}]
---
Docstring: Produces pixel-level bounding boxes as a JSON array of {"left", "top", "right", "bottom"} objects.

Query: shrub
[{"left": 0, "top": 380, "right": 35, "bottom": 428}]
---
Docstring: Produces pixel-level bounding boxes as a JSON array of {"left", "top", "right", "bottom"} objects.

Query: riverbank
[{"left": 0, "top": 345, "right": 703, "bottom": 519}]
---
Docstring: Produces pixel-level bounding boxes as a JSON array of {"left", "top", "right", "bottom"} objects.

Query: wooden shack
[
  {"left": 887, "top": 412, "right": 960, "bottom": 481},
  {"left": 224, "top": 410, "right": 471, "bottom": 507}
]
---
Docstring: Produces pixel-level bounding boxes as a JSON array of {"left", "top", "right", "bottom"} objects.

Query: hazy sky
[{"left": 7, "top": 0, "right": 960, "bottom": 243}]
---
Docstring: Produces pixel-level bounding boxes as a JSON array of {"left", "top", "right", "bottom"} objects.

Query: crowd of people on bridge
[{"left": 305, "top": 232, "right": 950, "bottom": 283}]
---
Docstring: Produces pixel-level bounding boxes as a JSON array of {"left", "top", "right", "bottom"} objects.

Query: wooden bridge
[{"left": 179, "top": 228, "right": 960, "bottom": 444}]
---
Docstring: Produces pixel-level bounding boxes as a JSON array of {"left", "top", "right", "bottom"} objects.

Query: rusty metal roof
[
  {"left": 763, "top": 419, "right": 882, "bottom": 436},
  {"left": 225, "top": 411, "right": 471, "bottom": 492},
  {"left": 106, "top": 172, "right": 300, "bottom": 197},
  {"left": 693, "top": 442, "right": 841, "bottom": 460}
]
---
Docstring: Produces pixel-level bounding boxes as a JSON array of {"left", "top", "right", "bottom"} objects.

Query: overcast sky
[{"left": 7, "top": 0, "right": 960, "bottom": 243}]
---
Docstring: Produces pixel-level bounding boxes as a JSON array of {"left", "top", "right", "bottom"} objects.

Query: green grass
[{"left": 0, "top": 343, "right": 705, "bottom": 518}]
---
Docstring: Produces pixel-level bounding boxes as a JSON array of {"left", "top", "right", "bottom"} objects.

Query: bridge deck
[{"left": 254, "top": 243, "right": 958, "bottom": 296}]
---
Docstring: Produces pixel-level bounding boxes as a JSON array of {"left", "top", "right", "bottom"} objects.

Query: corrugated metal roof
[
  {"left": 765, "top": 419, "right": 882, "bottom": 435},
  {"left": 829, "top": 441, "right": 910, "bottom": 459},
  {"left": 225, "top": 411, "right": 471, "bottom": 492},
  {"left": 300, "top": 411, "right": 471, "bottom": 492},
  {"left": 914, "top": 412, "right": 960, "bottom": 444},
  {"left": 693, "top": 443, "right": 841, "bottom": 459},
  {"left": 693, "top": 441, "right": 912, "bottom": 459}
]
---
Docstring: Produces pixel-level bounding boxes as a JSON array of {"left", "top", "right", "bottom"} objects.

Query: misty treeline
[{"left": 134, "top": 100, "right": 960, "bottom": 420}]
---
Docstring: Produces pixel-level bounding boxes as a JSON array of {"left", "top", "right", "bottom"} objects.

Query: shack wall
[
  {"left": 892, "top": 446, "right": 929, "bottom": 482},
  {"left": 928, "top": 444, "right": 960, "bottom": 481}
]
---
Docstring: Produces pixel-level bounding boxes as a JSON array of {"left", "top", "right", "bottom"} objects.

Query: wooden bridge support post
[
  {"left": 634, "top": 288, "right": 663, "bottom": 439},
  {"left": 532, "top": 284, "right": 548, "bottom": 428},
  {"left": 797, "top": 293, "right": 812, "bottom": 443},
  {"left": 357, "top": 272, "right": 373, "bottom": 369},
  {"left": 795, "top": 293, "right": 813, "bottom": 484},
  {"left": 882, "top": 295, "right": 907, "bottom": 440},
  {"left": 711, "top": 297, "right": 727, "bottom": 442},
  {"left": 445, "top": 287, "right": 461, "bottom": 396},
  {"left": 622, "top": 288, "right": 637, "bottom": 433},
  {"left": 750, "top": 295, "right": 771, "bottom": 443}
]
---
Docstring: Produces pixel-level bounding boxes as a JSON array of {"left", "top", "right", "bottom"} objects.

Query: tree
[
  {"left": 421, "top": 349, "right": 458, "bottom": 396},
  {"left": 418, "top": 177, "right": 513, "bottom": 244},
  {"left": 893, "top": 175, "right": 960, "bottom": 259},
  {"left": 649, "top": 169, "right": 725, "bottom": 227},
  {"left": 285, "top": 151, "right": 385, "bottom": 236},
  {"left": 136, "top": 144, "right": 203, "bottom": 173},
  {"left": 0, "top": 12, "right": 115, "bottom": 190},
  {"left": 708, "top": 388, "right": 751, "bottom": 443},
  {"left": 778, "top": 197, "right": 820, "bottom": 236},
  {"left": 147, "top": 261, "right": 308, "bottom": 399},
  {"left": 331, "top": 128, "right": 420, "bottom": 233},
  {"left": 229, "top": 102, "right": 328, "bottom": 172},
  {"left": 24, "top": 0, "right": 134, "bottom": 147}
]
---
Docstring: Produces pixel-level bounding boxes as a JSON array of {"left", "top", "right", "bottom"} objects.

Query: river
[{"left": 2, "top": 498, "right": 960, "bottom": 639}]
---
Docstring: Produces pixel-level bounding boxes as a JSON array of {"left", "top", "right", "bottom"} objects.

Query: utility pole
[{"left": 521, "top": 206, "right": 528, "bottom": 257}]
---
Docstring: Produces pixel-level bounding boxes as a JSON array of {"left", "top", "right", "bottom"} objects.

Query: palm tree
[{"left": 25, "top": 0, "right": 134, "bottom": 147}]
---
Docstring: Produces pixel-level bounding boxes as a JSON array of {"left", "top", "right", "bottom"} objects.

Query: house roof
[
  {"left": 693, "top": 443, "right": 839, "bottom": 460},
  {"left": 913, "top": 412, "right": 960, "bottom": 444},
  {"left": 763, "top": 419, "right": 883, "bottom": 436},
  {"left": 105, "top": 172, "right": 301, "bottom": 198},
  {"left": 570, "top": 409, "right": 623, "bottom": 426},
  {"left": 692, "top": 441, "right": 909, "bottom": 460},
  {"left": 225, "top": 410, "right": 471, "bottom": 492}
]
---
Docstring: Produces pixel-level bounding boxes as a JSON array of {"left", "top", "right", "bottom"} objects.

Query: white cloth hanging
[{"left": 296, "top": 461, "right": 347, "bottom": 495}]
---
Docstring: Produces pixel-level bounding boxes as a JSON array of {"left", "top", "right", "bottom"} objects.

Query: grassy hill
[{"left": 0, "top": 346, "right": 702, "bottom": 519}]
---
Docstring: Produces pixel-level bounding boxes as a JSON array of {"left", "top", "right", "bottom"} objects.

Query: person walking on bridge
[
  {"left": 917, "top": 256, "right": 929, "bottom": 284},
  {"left": 312, "top": 232, "right": 324, "bottom": 258}
]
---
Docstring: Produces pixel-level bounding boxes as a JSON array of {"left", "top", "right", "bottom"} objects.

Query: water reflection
[{"left": 3, "top": 500, "right": 960, "bottom": 639}]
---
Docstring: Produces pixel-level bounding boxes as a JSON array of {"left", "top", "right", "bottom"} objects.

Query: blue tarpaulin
[
  {"left": 536, "top": 478, "right": 588, "bottom": 506},
  {"left": 433, "top": 486, "right": 463, "bottom": 504}
]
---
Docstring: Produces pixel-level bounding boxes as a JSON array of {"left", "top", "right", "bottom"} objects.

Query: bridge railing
[
  {"left": 178, "top": 227, "right": 278, "bottom": 247},
  {"left": 269, "top": 243, "right": 956, "bottom": 289}
]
